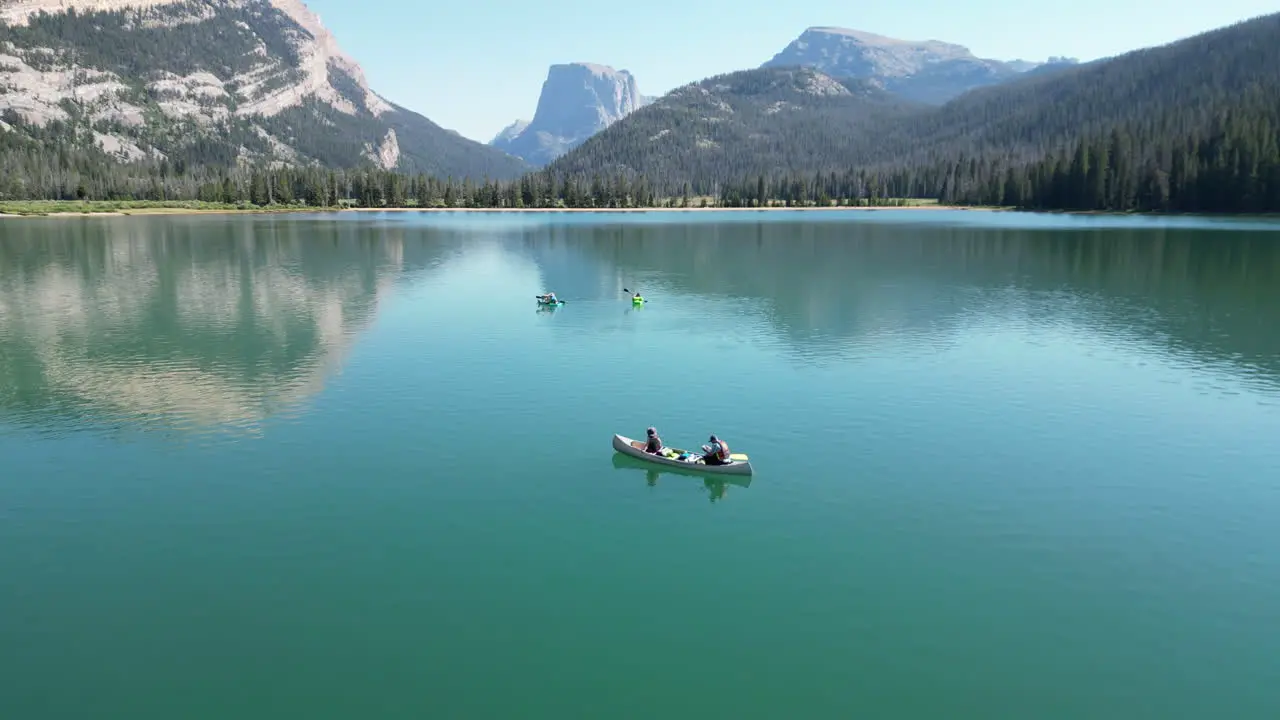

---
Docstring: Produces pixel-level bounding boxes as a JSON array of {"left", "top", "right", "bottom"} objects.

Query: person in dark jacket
[{"left": 644, "top": 427, "right": 663, "bottom": 453}]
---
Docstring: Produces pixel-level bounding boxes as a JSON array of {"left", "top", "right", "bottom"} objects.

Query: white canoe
[{"left": 612, "top": 434, "right": 754, "bottom": 476}]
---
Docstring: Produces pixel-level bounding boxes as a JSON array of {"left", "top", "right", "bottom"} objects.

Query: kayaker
[
  {"left": 644, "top": 427, "right": 663, "bottom": 454},
  {"left": 701, "top": 434, "right": 730, "bottom": 465},
  {"left": 539, "top": 292, "right": 558, "bottom": 303},
  {"left": 632, "top": 292, "right": 643, "bottom": 303}
]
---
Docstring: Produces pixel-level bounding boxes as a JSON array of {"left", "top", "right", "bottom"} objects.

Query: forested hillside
[
  {"left": 543, "top": 67, "right": 921, "bottom": 190},
  {"left": 2, "top": 9, "right": 1278, "bottom": 214},
  {"left": 551, "top": 13, "right": 1280, "bottom": 213}
]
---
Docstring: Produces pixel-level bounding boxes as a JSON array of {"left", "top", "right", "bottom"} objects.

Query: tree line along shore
[
  {"left": 4, "top": 125, "right": 1279, "bottom": 220},
  {"left": 0, "top": 197, "right": 953, "bottom": 218},
  {"left": 2, "top": 12, "right": 1279, "bottom": 219}
]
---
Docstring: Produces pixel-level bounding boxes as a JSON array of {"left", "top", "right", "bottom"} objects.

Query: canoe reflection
[{"left": 611, "top": 453, "right": 752, "bottom": 503}]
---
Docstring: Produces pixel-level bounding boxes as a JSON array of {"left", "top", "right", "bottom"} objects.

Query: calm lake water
[{"left": 2, "top": 210, "right": 1279, "bottom": 719}]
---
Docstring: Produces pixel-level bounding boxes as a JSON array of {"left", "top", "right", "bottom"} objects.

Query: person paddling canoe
[
  {"left": 632, "top": 292, "right": 644, "bottom": 303},
  {"left": 538, "top": 292, "right": 558, "bottom": 304},
  {"left": 701, "top": 434, "right": 731, "bottom": 465}
]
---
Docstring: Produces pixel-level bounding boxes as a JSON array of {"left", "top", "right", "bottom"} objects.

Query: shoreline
[
  {"left": 344, "top": 204, "right": 989, "bottom": 213},
  {"left": 2, "top": 203, "right": 1275, "bottom": 220},
  {"left": 0, "top": 206, "right": 332, "bottom": 218},
  {"left": 0, "top": 203, "right": 990, "bottom": 218},
  {"left": 303, "top": 206, "right": 1275, "bottom": 219}
]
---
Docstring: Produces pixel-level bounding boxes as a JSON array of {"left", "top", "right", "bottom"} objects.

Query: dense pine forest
[
  {"left": 2, "top": 12, "right": 1279, "bottom": 213},
  {"left": 717, "top": 112, "right": 1280, "bottom": 213},
  {"left": 5, "top": 117, "right": 1276, "bottom": 214},
  {"left": 555, "top": 12, "right": 1280, "bottom": 213}
]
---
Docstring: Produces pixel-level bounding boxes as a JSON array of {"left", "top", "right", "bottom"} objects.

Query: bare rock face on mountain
[
  {"left": 491, "top": 119, "right": 529, "bottom": 145},
  {"left": 763, "top": 27, "right": 1072, "bottom": 104},
  {"left": 0, "top": 0, "right": 527, "bottom": 178},
  {"left": 491, "top": 62, "right": 643, "bottom": 167}
]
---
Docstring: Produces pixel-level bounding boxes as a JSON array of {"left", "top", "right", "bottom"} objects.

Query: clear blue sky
[{"left": 303, "top": 0, "right": 1276, "bottom": 144}]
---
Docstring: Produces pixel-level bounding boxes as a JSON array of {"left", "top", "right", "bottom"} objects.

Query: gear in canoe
[
  {"left": 535, "top": 292, "right": 564, "bottom": 306},
  {"left": 612, "top": 432, "right": 752, "bottom": 476}
]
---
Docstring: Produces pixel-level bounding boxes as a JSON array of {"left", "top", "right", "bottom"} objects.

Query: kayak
[
  {"left": 632, "top": 298, "right": 644, "bottom": 305},
  {"left": 611, "top": 434, "right": 753, "bottom": 476},
  {"left": 537, "top": 299, "right": 564, "bottom": 306}
]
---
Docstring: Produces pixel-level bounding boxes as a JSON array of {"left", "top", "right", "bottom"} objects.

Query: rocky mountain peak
[
  {"left": 0, "top": 0, "right": 527, "bottom": 177},
  {"left": 491, "top": 119, "right": 529, "bottom": 145},
  {"left": 490, "top": 61, "right": 644, "bottom": 167},
  {"left": 762, "top": 26, "right": 1048, "bottom": 104},
  {"left": 1, "top": 0, "right": 391, "bottom": 119},
  {"left": 800, "top": 27, "right": 974, "bottom": 62}
]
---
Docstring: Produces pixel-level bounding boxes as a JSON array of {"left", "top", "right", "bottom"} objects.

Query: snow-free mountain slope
[{"left": 0, "top": 0, "right": 526, "bottom": 178}]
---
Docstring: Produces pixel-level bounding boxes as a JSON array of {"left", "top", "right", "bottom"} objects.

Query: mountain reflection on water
[
  {"left": 557, "top": 219, "right": 1280, "bottom": 386},
  {"left": 3, "top": 211, "right": 1278, "bottom": 439},
  {"left": 0, "top": 217, "right": 456, "bottom": 435}
]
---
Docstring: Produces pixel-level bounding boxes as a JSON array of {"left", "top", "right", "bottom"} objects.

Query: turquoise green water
[{"left": 2, "top": 210, "right": 1279, "bottom": 718}]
